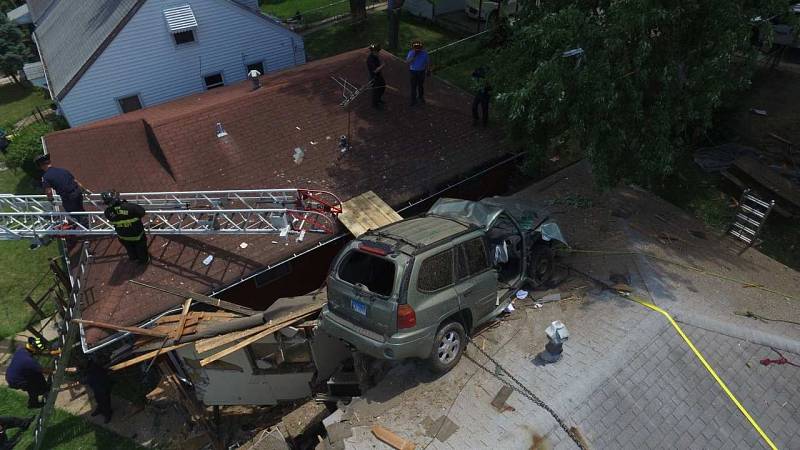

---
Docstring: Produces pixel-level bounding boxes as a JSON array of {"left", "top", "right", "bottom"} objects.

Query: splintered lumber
[
  {"left": 73, "top": 319, "right": 167, "bottom": 338},
  {"left": 199, "top": 303, "right": 323, "bottom": 366},
  {"left": 371, "top": 425, "right": 416, "bottom": 450},
  {"left": 195, "top": 321, "right": 274, "bottom": 354},
  {"left": 110, "top": 342, "right": 191, "bottom": 371},
  {"left": 338, "top": 190, "right": 402, "bottom": 237},
  {"left": 128, "top": 280, "right": 255, "bottom": 316},
  {"left": 157, "top": 311, "right": 240, "bottom": 324},
  {"left": 173, "top": 299, "right": 193, "bottom": 340}
]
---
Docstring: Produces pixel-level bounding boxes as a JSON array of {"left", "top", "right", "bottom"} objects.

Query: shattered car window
[
  {"left": 463, "top": 238, "right": 489, "bottom": 275},
  {"left": 338, "top": 251, "right": 396, "bottom": 297},
  {"left": 418, "top": 249, "right": 454, "bottom": 292}
]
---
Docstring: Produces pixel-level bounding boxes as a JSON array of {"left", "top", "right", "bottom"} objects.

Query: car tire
[
  {"left": 428, "top": 321, "right": 466, "bottom": 374},
  {"left": 528, "top": 243, "right": 554, "bottom": 288}
]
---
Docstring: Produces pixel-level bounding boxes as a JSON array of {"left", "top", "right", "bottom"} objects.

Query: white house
[{"left": 31, "top": 0, "right": 305, "bottom": 126}]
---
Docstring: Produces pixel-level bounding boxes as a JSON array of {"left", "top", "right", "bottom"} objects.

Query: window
[
  {"left": 338, "top": 251, "right": 396, "bottom": 297},
  {"left": 246, "top": 61, "right": 264, "bottom": 75},
  {"left": 455, "top": 247, "right": 469, "bottom": 280},
  {"left": 204, "top": 73, "right": 224, "bottom": 90},
  {"left": 462, "top": 238, "right": 489, "bottom": 275},
  {"left": 173, "top": 30, "right": 195, "bottom": 45},
  {"left": 117, "top": 95, "right": 142, "bottom": 113},
  {"left": 418, "top": 249, "right": 454, "bottom": 292}
]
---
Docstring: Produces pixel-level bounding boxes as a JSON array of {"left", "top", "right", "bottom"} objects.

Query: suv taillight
[{"left": 397, "top": 304, "right": 416, "bottom": 329}]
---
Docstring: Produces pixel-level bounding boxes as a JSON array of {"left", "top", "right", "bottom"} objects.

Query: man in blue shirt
[
  {"left": 35, "top": 154, "right": 90, "bottom": 228},
  {"left": 5, "top": 338, "right": 51, "bottom": 408},
  {"left": 406, "top": 41, "right": 429, "bottom": 106}
]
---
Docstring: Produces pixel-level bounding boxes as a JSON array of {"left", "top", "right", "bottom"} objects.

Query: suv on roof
[{"left": 319, "top": 197, "right": 567, "bottom": 373}]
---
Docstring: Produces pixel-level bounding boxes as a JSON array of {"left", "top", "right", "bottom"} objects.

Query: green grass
[
  {"left": 0, "top": 166, "right": 59, "bottom": 339},
  {"left": 0, "top": 387, "right": 142, "bottom": 450},
  {"left": 305, "top": 12, "right": 464, "bottom": 60},
  {"left": 0, "top": 84, "right": 52, "bottom": 130},
  {"left": 261, "top": 0, "right": 381, "bottom": 24}
]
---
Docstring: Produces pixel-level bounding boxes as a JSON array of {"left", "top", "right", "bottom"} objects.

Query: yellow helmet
[{"left": 26, "top": 336, "right": 46, "bottom": 353}]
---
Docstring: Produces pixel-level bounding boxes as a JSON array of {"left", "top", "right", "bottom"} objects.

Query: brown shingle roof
[{"left": 45, "top": 49, "right": 515, "bottom": 346}]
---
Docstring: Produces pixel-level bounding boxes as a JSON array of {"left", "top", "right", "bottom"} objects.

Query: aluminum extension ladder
[
  {"left": 0, "top": 189, "right": 342, "bottom": 241},
  {"left": 727, "top": 189, "right": 774, "bottom": 253}
]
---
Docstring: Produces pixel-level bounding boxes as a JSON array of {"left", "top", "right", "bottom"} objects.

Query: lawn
[
  {"left": 261, "top": 0, "right": 382, "bottom": 24},
  {"left": 0, "top": 165, "right": 60, "bottom": 339},
  {"left": 0, "top": 387, "right": 142, "bottom": 450},
  {"left": 304, "top": 12, "right": 464, "bottom": 60},
  {"left": 0, "top": 83, "right": 52, "bottom": 130}
]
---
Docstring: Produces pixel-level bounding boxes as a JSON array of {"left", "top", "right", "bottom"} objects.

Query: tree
[
  {"left": 492, "top": 0, "right": 797, "bottom": 187},
  {"left": 0, "top": 12, "right": 29, "bottom": 84}
]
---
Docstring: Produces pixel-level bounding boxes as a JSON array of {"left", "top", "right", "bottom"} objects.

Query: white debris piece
[{"left": 202, "top": 255, "right": 214, "bottom": 265}]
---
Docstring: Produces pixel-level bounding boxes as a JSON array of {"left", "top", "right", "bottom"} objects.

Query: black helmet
[
  {"left": 101, "top": 190, "right": 120, "bottom": 205},
  {"left": 34, "top": 154, "right": 51, "bottom": 167},
  {"left": 369, "top": 43, "right": 381, "bottom": 52}
]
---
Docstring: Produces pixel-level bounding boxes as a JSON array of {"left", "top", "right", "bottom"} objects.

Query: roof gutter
[{"left": 81, "top": 152, "right": 524, "bottom": 353}]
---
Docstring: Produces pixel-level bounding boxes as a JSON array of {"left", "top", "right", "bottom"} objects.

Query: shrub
[{"left": 4, "top": 121, "right": 53, "bottom": 178}]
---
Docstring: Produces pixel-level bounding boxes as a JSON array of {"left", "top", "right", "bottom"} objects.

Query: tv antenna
[{"left": 330, "top": 74, "right": 374, "bottom": 154}]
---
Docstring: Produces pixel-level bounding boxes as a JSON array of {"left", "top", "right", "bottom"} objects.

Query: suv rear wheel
[{"left": 428, "top": 321, "right": 465, "bottom": 373}]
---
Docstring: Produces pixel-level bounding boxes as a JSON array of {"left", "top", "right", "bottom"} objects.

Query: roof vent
[
  {"left": 248, "top": 69, "right": 262, "bottom": 91},
  {"left": 215, "top": 122, "right": 228, "bottom": 138}
]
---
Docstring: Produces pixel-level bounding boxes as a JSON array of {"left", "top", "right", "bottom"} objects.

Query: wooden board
[
  {"left": 338, "top": 191, "right": 402, "bottom": 237},
  {"left": 733, "top": 156, "right": 800, "bottom": 208}
]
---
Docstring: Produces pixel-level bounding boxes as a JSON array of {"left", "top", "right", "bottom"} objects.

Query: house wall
[
  {"left": 59, "top": 0, "right": 304, "bottom": 126},
  {"left": 403, "top": 0, "right": 465, "bottom": 18}
]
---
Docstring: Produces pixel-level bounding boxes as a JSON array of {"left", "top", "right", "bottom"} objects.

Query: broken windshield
[{"left": 338, "top": 251, "right": 396, "bottom": 297}]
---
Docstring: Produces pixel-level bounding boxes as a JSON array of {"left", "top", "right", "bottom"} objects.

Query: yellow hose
[{"left": 626, "top": 292, "right": 778, "bottom": 450}]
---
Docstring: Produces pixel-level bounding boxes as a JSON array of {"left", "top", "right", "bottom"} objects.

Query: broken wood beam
[
  {"left": 110, "top": 342, "right": 191, "bottom": 371},
  {"left": 200, "top": 305, "right": 321, "bottom": 366},
  {"left": 73, "top": 319, "right": 167, "bottom": 338},
  {"left": 128, "top": 280, "right": 255, "bottom": 316},
  {"left": 371, "top": 425, "right": 415, "bottom": 450}
]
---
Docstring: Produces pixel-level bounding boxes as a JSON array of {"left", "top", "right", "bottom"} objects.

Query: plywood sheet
[{"left": 338, "top": 191, "right": 402, "bottom": 237}]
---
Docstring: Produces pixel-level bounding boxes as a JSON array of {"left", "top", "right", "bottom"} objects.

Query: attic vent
[
  {"left": 163, "top": 5, "right": 198, "bottom": 33},
  {"left": 216, "top": 122, "right": 228, "bottom": 138}
]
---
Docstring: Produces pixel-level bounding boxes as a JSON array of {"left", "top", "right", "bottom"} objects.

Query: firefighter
[
  {"left": 5, "top": 338, "right": 51, "bottom": 409},
  {"left": 367, "top": 43, "right": 386, "bottom": 108},
  {"left": 35, "top": 154, "right": 91, "bottom": 228},
  {"left": 101, "top": 191, "right": 149, "bottom": 264}
]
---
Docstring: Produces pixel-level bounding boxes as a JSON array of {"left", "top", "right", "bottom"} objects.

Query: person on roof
[
  {"left": 406, "top": 40, "right": 429, "bottom": 106},
  {"left": 101, "top": 191, "right": 149, "bottom": 264},
  {"left": 366, "top": 43, "right": 386, "bottom": 109},
  {"left": 5, "top": 337, "right": 52, "bottom": 409},
  {"left": 471, "top": 67, "right": 492, "bottom": 126},
  {"left": 36, "top": 154, "right": 91, "bottom": 228}
]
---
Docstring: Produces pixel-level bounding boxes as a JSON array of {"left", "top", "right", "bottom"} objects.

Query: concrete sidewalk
[{"left": 327, "top": 161, "right": 800, "bottom": 450}]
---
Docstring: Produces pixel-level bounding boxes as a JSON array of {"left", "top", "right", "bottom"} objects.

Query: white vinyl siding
[{"left": 60, "top": 0, "right": 304, "bottom": 126}]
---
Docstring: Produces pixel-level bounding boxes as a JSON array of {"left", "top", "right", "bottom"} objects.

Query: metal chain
[{"left": 466, "top": 336, "right": 588, "bottom": 450}]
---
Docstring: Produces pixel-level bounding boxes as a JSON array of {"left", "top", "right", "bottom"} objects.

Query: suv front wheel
[{"left": 428, "top": 321, "right": 466, "bottom": 373}]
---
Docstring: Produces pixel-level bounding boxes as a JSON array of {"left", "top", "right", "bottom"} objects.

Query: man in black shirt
[
  {"left": 366, "top": 43, "right": 386, "bottom": 108},
  {"left": 36, "top": 154, "right": 90, "bottom": 227},
  {"left": 101, "top": 191, "right": 149, "bottom": 264}
]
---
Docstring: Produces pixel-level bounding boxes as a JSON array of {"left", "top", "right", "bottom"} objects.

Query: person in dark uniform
[
  {"left": 5, "top": 338, "right": 51, "bottom": 409},
  {"left": 0, "top": 416, "right": 34, "bottom": 450},
  {"left": 101, "top": 191, "right": 149, "bottom": 264},
  {"left": 36, "top": 154, "right": 91, "bottom": 227},
  {"left": 406, "top": 40, "right": 429, "bottom": 106},
  {"left": 80, "top": 356, "right": 114, "bottom": 424},
  {"left": 471, "top": 67, "right": 492, "bottom": 126},
  {"left": 367, "top": 43, "right": 386, "bottom": 108}
]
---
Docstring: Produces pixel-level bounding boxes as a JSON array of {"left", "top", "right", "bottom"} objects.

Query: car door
[{"left": 454, "top": 237, "right": 498, "bottom": 325}]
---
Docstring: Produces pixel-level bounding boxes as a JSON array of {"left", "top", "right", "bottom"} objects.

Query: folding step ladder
[
  {"left": 726, "top": 189, "right": 774, "bottom": 253},
  {"left": 0, "top": 189, "right": 342, "bottom": 241}
]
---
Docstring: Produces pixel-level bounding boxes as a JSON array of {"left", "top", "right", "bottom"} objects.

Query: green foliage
[
  {"left": 0, "top": 11, "right": 29, "bottom": 79},
  {"left": 4, "top": 121, "right": 53, "bottom": 178},
  {"left": 493, "top": 0, "right": 797, "bottom": 187}
]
